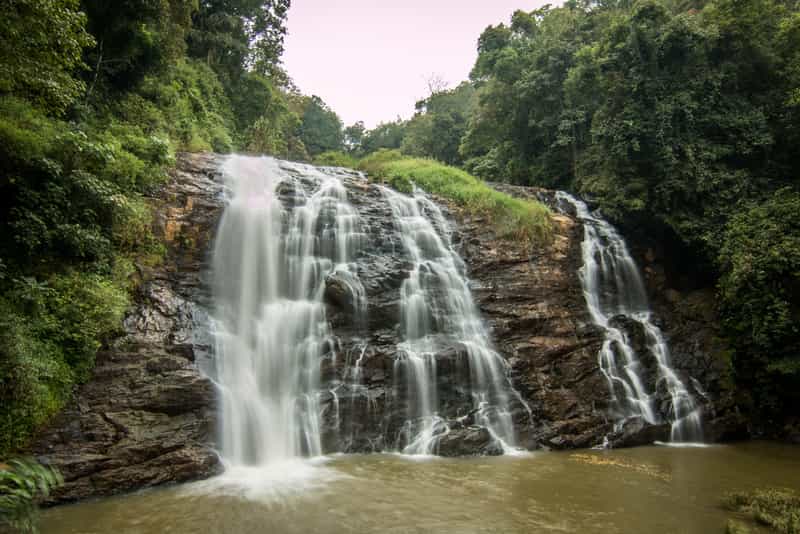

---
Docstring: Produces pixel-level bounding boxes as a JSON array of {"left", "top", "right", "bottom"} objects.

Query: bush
[
  {"left": 0, "top": 307, "right": 72, "bottom": 454},
  {"left": 725, "top": 488, "right": 800, "bottom": 533},
  {"left": 313, "top": 151, "right": 357, "bottom": 168},
  {"left": 0, "top": 271, "right": 129, "bottom": 454},
  {"left": 0, "top": 458, "right": 63, "bottom": 533},
  {"left": 356, "top": 148, "right": 404, "bottom": 176}
]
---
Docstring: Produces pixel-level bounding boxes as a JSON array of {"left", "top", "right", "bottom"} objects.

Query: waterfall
[
  {"left": 212, "top": 155, "right": 366, "bottom": 466},
  {"left": 556, "top": 192, "right": 703, "bottom": 442},
  {"left": 381, "top": 186, "right": 518, "bottom": 454}
]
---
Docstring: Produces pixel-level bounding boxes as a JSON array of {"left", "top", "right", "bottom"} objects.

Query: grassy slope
[{"left": 358, "top": 150, "right": 552, "bottom": 247}]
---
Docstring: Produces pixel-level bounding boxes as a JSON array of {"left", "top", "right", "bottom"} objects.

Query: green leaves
[
  {"left": 298, "top": 95, "right": 344, "bottom": 157},
  {"left": 0, "top": 0, "right": 93, "bottom": 114},
  {"left": 0, "top": 458, "right": 63, "bottom": 533}
]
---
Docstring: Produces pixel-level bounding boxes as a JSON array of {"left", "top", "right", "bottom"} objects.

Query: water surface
[{"left": 42, "top": 442, "right": 799, "bottom": 533}]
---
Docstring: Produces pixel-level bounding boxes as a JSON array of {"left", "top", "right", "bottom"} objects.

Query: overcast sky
[{"left": 282, "top": 1, "right": 548, "bottom": 128}]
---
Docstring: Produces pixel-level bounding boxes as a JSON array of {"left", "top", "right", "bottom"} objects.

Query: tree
[
  {"left": 298, "top": 95, "right": 343, "bottom": 156},
  {"left": 402, "top": 82, "right": 475, "bottom": 165},
  {"left": 188, "top": 0, "right": 291, "bottom": 86},
  {"left": 82, "top": 0, "right": 194, "bottom": 94},
  {"left": 0, "top": 0, "right": 93, "bottom": 114},
  {"left": 361, "top": 119, "right": 406, "bottom": 154},
  {"left": 344, "top": 121, "right": 366, "bottom": 155}
]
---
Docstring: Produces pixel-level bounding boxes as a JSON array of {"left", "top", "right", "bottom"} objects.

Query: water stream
[
  {"left": 382, "top": 186, "right": 519, "bottom": 454},
  {"left": 556, "top": 192, "right": 703, "bottom": 442}
]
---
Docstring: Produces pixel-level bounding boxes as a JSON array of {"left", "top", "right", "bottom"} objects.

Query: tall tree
[
  {"left": 298, "top": 95, "right": 343, "bottom": 156},
  {"left": 0, "top": 0, "right": 93, "bottom": 114},
  {"left": 188, "top": 0, "right": 290, "bottom": 86}
]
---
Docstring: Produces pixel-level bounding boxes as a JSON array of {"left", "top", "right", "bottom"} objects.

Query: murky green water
[{"left": 41, "top": 442, "right": 799, "bottom": 533}]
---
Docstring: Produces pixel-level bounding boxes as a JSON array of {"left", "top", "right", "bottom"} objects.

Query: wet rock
[
  {"left": 608, "top": 315, "right": 648, "bottom": 355},
  {"left": 324, "top": 270, "right": 366, "bottom": 313},
  {"left": 447, "top": 185, "right": 611, "bottom": 451},
  {"left": 435, "top": 427, "right": 503, "bottom": 457},
  {"left": 609, "top": 417, "right": 670, "bottom": 448}
]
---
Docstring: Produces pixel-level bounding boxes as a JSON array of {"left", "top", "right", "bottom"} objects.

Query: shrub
[
  {"left": 0, "top": 458, "right": 63, "bottom": 533},
  {"left": 724, "top": 488, "right": 800, "bottom": 533},
  {"left": 313, "top": 151, "right": 357, "bottom": 168},
  {"left": 718, "top": 190, "right": 800, "bottom": 417},
  {"left": 0, "top": 271, "right": 128, "bottom": 454},
  {"left": 356, "top": 148, "right": 404, "bottom": 176}
]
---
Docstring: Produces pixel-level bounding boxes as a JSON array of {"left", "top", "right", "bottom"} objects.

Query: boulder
[{"left": 435, "top": 427, "right": 503, "bottom": 457}]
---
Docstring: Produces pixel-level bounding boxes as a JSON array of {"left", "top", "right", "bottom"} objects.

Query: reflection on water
[{"left": 41, "top": 442, "right": 800, "bottom": 534}]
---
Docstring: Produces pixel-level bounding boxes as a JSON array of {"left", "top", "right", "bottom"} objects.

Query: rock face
[
  {"left": 32, "top": 153, "right": 226, "bottom": 503},
  {"left": 450, "top": 184, "right": 612, "bottom": 449},
  {"left": 33, "top": 154, "right": 732, "bottom": 503}
]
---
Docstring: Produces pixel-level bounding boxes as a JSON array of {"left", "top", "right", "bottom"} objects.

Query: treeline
[
  {"left": 0, "top": 0, "right": 348, "bottom": 455},
  {"left": 339, "top": 0, "right": 799, "bottom": 429}
]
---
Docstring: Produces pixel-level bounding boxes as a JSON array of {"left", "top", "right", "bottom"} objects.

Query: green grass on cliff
[{"left": 358, "top": 150, "right": 552, "bottom": 246}]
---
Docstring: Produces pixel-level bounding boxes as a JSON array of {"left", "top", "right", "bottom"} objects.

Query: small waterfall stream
[
  {"left": 556, "top": 192, "right": 703, "bottom": 442},
  {"left": 382, "top": 186, "right": 518, "bottom": 454}
]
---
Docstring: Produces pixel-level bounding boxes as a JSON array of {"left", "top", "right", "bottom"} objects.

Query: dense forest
[{"left": 1, "top": 0, "right": 798, "bottom": 461}]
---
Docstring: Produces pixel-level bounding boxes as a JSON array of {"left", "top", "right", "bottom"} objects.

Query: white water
[
  {"left": 556, "top": 192, "right": 703, "bottom": 442},
  {"left": 382, "top": 186, "right": 519, "bottom": 454},
  {"left": 212, "top": 155, "right": 366, "bottom": 467}
]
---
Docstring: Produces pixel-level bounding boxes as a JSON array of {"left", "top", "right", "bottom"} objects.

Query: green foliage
[
  {"left": 718, "top": 190, "right": 800, "bottom": 416},
  {"left": 364, "top": 156, "right": 552, "bottom": 246},
  {"left": 313, "top": 151, "right": 358, "bottom": 168},
  {"left": 360, "top": 120, "right": 407, "bottom": 155},
  {"left": 115, "top": 59, "right": 236, "bottom": 153},
  {"left": 725, "top": 488, "right": 800, "bottom": 533},
  {"left": 298, "top": 95, "right": 344, "bottom": 157},
  {"left": 0, "top": 271, "right": 128, "bottom": 454},
  {"left": 0, "top": 0, "right": 94, "bottom": 114},
  {"left": 356, "top": 148, "right": 405, "bottom": 176},
  {"left": 82, "top": 0, "right": 194, "bottom": 93},
  {"left": 188, "top": 0, "right": 290, "bottom": 84},
  {"left": 402, "top": 82, "right": 476, "bottom": 166},
  {"left": 343, "top": 121, "right": 366, "bottom": 154},
  {"left": 242, "top": 87, "right": 308, "bottom": 160},
  {"left": 0, "top": 458, "right": 63, "bottom": 533}
]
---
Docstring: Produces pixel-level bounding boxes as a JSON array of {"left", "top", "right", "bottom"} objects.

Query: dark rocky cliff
[{"left": 33, "top": 154, "right": 733, "bottom": 503}]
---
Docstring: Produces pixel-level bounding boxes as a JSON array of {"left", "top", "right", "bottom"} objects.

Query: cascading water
[
  {"left": 210, "top": 154, "right": 523, "bottom": 468},
  {"left": 556, "top": 192, "right": 702, "bottom": 442},
  {"left": 382, "top": 186, "right": 519, "bottom": 454},
  {"left": 212, "top": 155, "right": 366, "bottom": 467}
]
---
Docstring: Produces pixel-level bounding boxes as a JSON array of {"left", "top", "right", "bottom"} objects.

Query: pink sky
[{"left": 283, "top": 1, "right": 548, "bottom": 128}]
